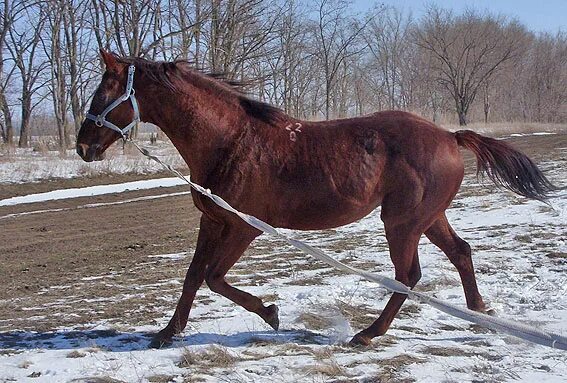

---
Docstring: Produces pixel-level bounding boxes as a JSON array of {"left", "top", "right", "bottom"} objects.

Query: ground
[{"left": 0, "top": 133, "right": 566, "bottom": 382}]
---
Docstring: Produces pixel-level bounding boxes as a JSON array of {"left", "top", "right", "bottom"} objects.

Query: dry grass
[
  {"left": 147, "top": 375, "right": 176, "bottom": 383},
  {"left": 311, "top": 347, "right": 333, "bottom": 361},
  {"left": 514, "top": 234, "right": 533, "bottom": 243},
  {"left": 373, "top": 334, "right": 399, "bottom": 347},
  {"left": 181, "top": 373, "right": 207, "bottom": 383},
  {"left": 415, "top": 277, "right": 460, "bottom": 293},
  {"left": 397, "top": 303, "right": 422, "bottom": 319},
  {"left": 296, "top": 311, "right": 335, "bottom": 330},
  {"left": 66, "top": 350, "right": 87, "bottom": 358},
  {"left": 334, "top": 299, "right": 381, "bottom": 329},
  {"left": 311, "top": 346, "right": 346, "bottom": 361},
  {"left": 178, "top": 345, "right": 242, "bottom": 369},
  {"left": 270, "top": 342, "right": 314, "bottom": 357},
  {"left": 284, "top": 276, "right": 325, "bottom": 286},
  {"left": 420, "top": 346, "right": 466, "bottom": 357},
  {"left": 0, "top": 143, "right": 16, "bottom": 160},
  {"left": 69, "top": 378, "right": 127, "bottom": 383},
  {"left": 393, "top": 324, "right": 428, "bottom": 335},
  {"left": 31, "top": 139, "right": 53, "bottom": 154},
  {"left": 245, "top": 336, "right": 281, "bottom": 347},
  {"left": 302, "top": 358, "right": 348, "bottom": 379},
  {"left": 366, "top": 354, "right": 426, "bottom": 383},
  {"left": 259, "top": 292, "right": 279, "bottom": 303},
  {"left": 546, "top": 251, "right": 567, "bottom": 259}
]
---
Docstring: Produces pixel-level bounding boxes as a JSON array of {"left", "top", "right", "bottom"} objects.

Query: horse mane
[{"left": 116, "top": 56, "right": 285, "bottom": 124}]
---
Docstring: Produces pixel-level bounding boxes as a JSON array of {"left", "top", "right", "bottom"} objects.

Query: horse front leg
[
  {"left": 150, "top": 216, "right": 223, "bottom": 348},
  {"left": 151, "top": 217, "right": 267, "bottom": 348},
  {"left": 204, "top": 243, "right": 280, "bottom": 331}
]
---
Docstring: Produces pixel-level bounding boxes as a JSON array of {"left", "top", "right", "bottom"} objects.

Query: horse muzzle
[{"left": 76, "top": 143, "right": 106, "bottom": 162}]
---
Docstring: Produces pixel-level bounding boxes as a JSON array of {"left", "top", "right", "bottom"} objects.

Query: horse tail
[{"left": 454, "top": 130, "right": 557, "bottom": 201}]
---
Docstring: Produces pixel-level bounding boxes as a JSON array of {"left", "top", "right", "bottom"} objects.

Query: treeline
[{"left": 0, "top": 0, "right": 565, "bottom": 148}]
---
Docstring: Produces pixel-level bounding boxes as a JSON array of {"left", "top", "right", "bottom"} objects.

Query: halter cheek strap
[{"left": 86, "top": 65, "right": 140, "bottom": 139}]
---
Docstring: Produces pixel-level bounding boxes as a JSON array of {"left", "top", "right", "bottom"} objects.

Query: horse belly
[
  {"left": 272, "top": 173, "right": 385, "bottom": 230},
  {"left": 285, "top": 198, "right": 382, "bottom": 230}
]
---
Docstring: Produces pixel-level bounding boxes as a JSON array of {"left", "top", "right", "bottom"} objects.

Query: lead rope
[{"left": 129, "top": 140, "right": 566, "bottom": 351}]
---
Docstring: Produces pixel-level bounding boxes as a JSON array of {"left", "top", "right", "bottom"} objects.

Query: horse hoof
[
  {"left": 349, "top": 333, "right": 372, "bottom": 347},
  {"left": 485, "top": 308, "right": 497, "bottom": 316},
  {"left": 149, "top": 333, "right": 173, "bottom": 349},
  {"left": 265, "top": 304, "right": 280, "bottom": 331}
]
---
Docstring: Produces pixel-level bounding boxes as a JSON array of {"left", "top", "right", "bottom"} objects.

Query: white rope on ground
[{"left": 130, "top": 140, "right": 567, "bottom": 351}]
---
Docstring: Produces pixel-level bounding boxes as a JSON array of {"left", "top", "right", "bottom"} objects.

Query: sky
[{"left": 353, "top": 0, "right": 567, "bottom": 33}]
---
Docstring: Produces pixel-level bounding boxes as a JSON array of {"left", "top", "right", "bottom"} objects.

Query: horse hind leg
[
  {"left": 425, "top": 214, "right": 486, "bottom": 312},
  {"left": 350, "top": 225, "right": 422, "bottom": 346}
]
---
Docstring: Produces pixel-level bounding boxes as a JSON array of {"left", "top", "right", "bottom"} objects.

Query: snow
[
  {"left": 1, "top": 136, "right": 566, "bottom": 382},
  {"left": 510, "top": 132, "right": 557, "bottom": 137},
  {"left": 0, "top": 141, "right": 185, "bottom": 184},
  {"left": 0, "top": 191, "right": 191, "bottom": 220},
  {"left": 0, "top": 177, "right": 188, "bottom": 206}
]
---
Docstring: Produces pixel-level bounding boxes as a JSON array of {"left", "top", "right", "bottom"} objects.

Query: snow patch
[{"left": 0, "top": 177, "right": 189, "bottom": 206}]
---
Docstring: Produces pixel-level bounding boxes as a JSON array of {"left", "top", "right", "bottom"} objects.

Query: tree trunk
[
  {"left": 0, "top": 92, "right": 12, "bottom": 145},
  {"left": 194, "top": 0, "right": 201, "bottom": 64},
  {"left": 325, "top": 85, "right": 330, "bottom": 119},
  {"left": 483, "top": 83, "right": 490, "bottom": 124},
  {"left": 458, "top": 110, "right": 467, "bottom": 126},
  {"left": 63, "top": 1, "right": 83, "bottom": 135},
  {"left": 50, "top": 4, "right": 69, "bottom": 150},
  {"left": 19, "top": 97, "right": 32, "bottom": 148}
]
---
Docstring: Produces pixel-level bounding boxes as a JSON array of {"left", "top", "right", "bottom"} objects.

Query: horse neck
[{"left": 137, "top": 75, "right": 246, "bottom": 183}]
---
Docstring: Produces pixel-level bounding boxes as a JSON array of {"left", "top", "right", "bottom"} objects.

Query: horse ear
[{"left": 100, "top": 49, "right": 122, "bottom": 73}]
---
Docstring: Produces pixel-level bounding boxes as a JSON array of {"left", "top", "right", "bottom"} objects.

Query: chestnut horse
[{"left": 76, "top": 51, "right": 555, "bottom": 347}]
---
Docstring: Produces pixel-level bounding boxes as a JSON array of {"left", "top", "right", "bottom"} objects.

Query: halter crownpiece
[{"left": 86, "top": 64, "right": 140, "bottom": 138}]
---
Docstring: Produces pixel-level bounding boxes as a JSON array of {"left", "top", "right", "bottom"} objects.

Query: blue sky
[{"left": 353, "top": 0, "right": 566, "bottom": 33}]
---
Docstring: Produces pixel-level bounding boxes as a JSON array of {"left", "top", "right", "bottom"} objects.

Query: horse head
[{"left": 76, "top": 50, "right": 140, "bottom": 162}]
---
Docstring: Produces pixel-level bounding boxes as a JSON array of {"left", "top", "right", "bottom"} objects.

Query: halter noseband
[{"left": 86, "top": 64, "right": 140, "bottom": 139}]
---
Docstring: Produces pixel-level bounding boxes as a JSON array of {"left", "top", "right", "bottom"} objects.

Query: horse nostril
[{"left": 76, "top": 144, "right": 88, "bottom": 158}]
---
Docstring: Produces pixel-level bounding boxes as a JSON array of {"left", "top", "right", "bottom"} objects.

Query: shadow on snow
[{"left": 0, "top": 328, "right": 329, "bottom": 352}]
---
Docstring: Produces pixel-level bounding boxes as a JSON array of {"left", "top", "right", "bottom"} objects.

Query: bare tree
[
  {"left": 313, "top": 0, "right": 372, "bottom": 119},
  {"left": 0, "top": 0, "right": 25, "bottom": 145},
  {"left": 62, "top": 0, "right": 95, "bottom": 135},
  {"left": 258, "top": 0, "right": 313, "bottom": 116},
  {"left": 43, "top": 0, "right": 71, "bottom": 149},
  {"left": 206, "top": 0, "right": 281, "bottom": 78},
  {"left": 365, "top": 7, "right": 412, "bottom": 110},
  {"left": 415, "top": 7, "right": 526, "bottom": 125},
  {"left": 6, "top": 2, "right": 48, "bottom": 147},
  {"left": 523, "top": 32, "right": 567, "bottom": 123}
]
